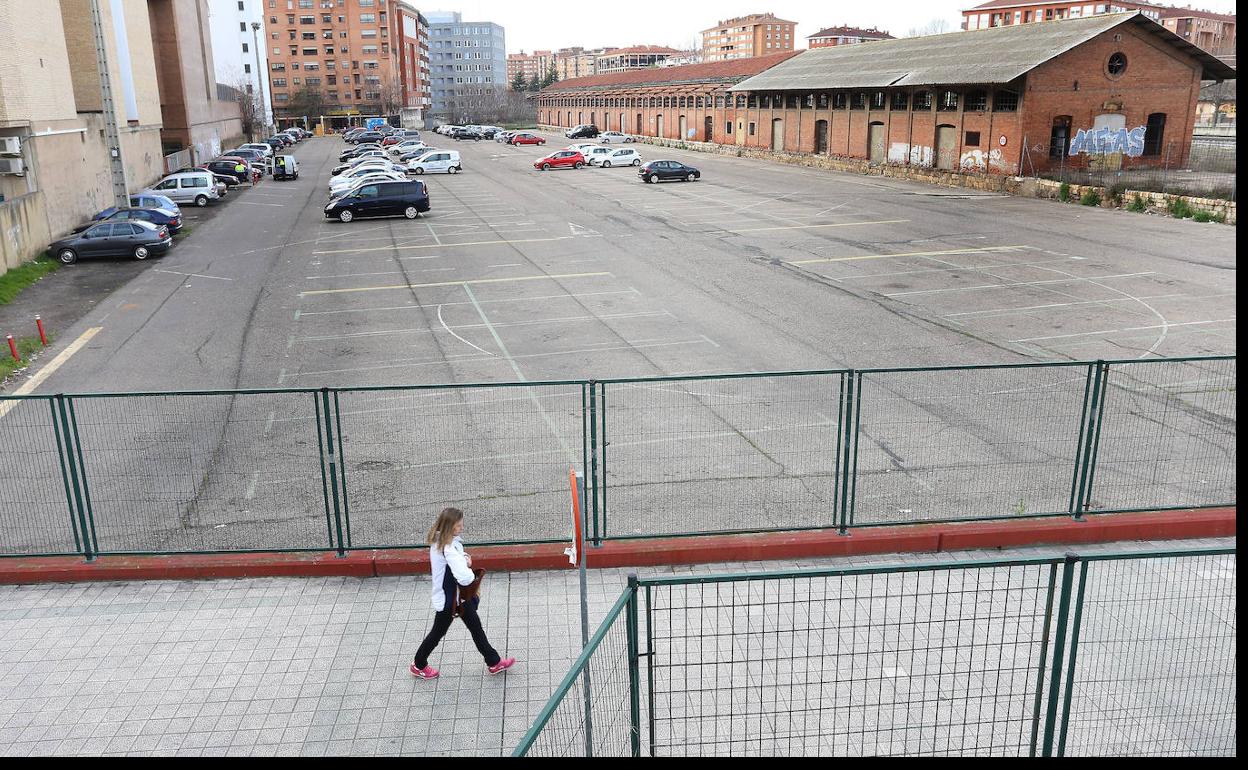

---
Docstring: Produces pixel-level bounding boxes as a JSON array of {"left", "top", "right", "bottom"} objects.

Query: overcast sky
[{"left": 434, "top": 0, "right": 1237, "bottom": 53}]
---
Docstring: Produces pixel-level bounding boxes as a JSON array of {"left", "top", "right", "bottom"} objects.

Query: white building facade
[{"left": 206, "top": 0, "right": 273, "bottom": 130}]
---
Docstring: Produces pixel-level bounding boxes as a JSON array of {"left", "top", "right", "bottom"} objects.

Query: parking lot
[{"left": 8, "top": 126, "right": 1233, "bottom": 398}]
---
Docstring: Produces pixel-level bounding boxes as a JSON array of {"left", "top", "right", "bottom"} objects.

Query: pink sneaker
[
  {"left": 487, "top": 657, "right": 516, "bottom": 675},
  {"left": 410, "top": 663, "right": 439, "bottom": 679}
]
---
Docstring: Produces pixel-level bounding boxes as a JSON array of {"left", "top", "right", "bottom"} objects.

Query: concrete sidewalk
[{"left": 0, "top": 536, "right": 1234, "bottom": 757}]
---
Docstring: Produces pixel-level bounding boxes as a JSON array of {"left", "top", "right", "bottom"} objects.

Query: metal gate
[
  {"left": 868, "top": 122, "right": 885, "bottom": 164},
  {"left": 936, "top": 124, "right": 957, "bottom": 170},
  {"left": 815, "top": 120, "right": 828, "bottom": 154},
  {"left": 771, "top": 118, "right": 784, "bottom": 151}
]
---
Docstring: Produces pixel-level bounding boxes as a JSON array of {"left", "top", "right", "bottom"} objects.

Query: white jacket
[{"left": 430, "top": 537, "right": 476, "bottom": 612}]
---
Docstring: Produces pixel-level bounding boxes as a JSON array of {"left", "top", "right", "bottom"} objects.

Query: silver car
[{"left": 148, "top": 171, "right": 222, "bottom": 207}]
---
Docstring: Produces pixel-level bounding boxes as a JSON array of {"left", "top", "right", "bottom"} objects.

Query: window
[
  {"left": 965, "top": 90, "right": 988, "bottom": 111},
  {"left": 273, "top": 78, "right": 287, "bottom": 86},
  {"left": 748, "top": 122, "right": 756, "bottom": 136},
  {"left": 851, "top": 92, "right": 867, "bottom": 110},
  {"left": 725, "top": 121, "right": 733, "bottom": 135},
  {"left": 912, "top": 90, "right": 932, "bottom": 110},
  {"left": 993, "top": 89, "right": 1018, "bottom": 111},
  {"left": 1107, "top": 52, "right": 1127, "bottom": 76},
  {"left": 870, "top": 91, "right": 886, "bottom": 110},
  {"left": 938, "top": 90, "right": 959, "bottom": 111},
  {"left": 891, "top": 91, "right": 908, "bottom": 110},
  {"left": 240, "top": 21, "right": 246, "bottom": 31},
  {"left": 965, "top": 131, "right": 981, "bottom": 146},
  {"left": 832, "top": 91, "right": 846, "bottom": 109}
]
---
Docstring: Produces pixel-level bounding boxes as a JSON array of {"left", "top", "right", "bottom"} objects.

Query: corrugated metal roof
[
  {"left": 732, "top": 12, "right": 1236, "bottom": 91},
  {"left": 543, "top": 51, "right": 800, "bottom": 92}
]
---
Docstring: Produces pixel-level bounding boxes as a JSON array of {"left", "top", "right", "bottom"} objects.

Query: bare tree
[
  {"left": 286, "top": 84, "right": 327, "bottom": 123},
  {"left": 906, "top": 18, "right": 951, "bottom": 37},
  {"left": 379, "top": 79, "right": 407, "bottom": 120},
  {"left": 232, "top": 76, "right": 265, "bottom": 142}
]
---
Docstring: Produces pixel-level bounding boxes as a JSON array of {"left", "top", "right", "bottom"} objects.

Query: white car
[
  {"left": 580, "top": 146, "right": 612, "bottom": 165},
  {"left": 328, "top": 171, "right": 407, "bottom": 198},
  {"left": 407, "top": 149, "right": 462, "bottom": 174},
  {"left": 328, "top": 164, "right": 403, "bottom": 191},
  {"left": 567, "top": 143, "right": 599, "bottom": 156},
  {"left": 598, "top": 131, "right": 633, "bottom": 144},
  {"left": 241, "top": 142, "right": 274, "bottom": 158},
  {"left": 389, "top": 140, "right": 427, "bottom": 156},
  {"left": 595, "top": 147, "right": 642, "bottom": 168},
  {"left": 336, "top": 158, "right": 407, "bottom": 177}
]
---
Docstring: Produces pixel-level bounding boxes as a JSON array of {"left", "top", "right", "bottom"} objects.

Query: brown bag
[{"left": 454, "top": 568, "right": 486, "bottom": 617}]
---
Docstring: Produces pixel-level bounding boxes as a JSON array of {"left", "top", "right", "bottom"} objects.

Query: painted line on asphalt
[
  {"left": 298, "top": 271, "right": 611, "bottom": 297},
  {"left": 943, "top": 293, "right": 1194, "bottom": 318},
  {"left": 728, "top": 219, "right": 908, "bottom": 233},
  {"left": 884, "top": 272, "right": 1157, "bottom": 297},
  {"left": 153, "top": 269, "right": 235, "bottom": 281},
  {"left": 1011, "top": 318, "right": 1236, "bottom": 343},
  {"left": 296, "top": 289, "right": 641, "bottom": 316},
  {"left": 294, "top": 310, "right": 672, "bottom": 342},
  {"left": 311, "top": 234, "right": 600, "bottom": 255},
  {"left": 1, "top": 327, "right": 103, "bottom": 414},
  {"left": 788, "top": 245, "right": 1029, "bottom": 265}
]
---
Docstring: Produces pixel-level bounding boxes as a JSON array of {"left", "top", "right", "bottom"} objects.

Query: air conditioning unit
[
  {"left": 0, "top": 158, "right": 25, "bottom": 175},
  {"left": 0, "top": 136, "right": 20, "bottom": 156}
]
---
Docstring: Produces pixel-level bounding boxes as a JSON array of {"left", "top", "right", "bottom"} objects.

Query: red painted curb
[{"left": 0, "top": 508, "right": 1233, "bottom": 584}]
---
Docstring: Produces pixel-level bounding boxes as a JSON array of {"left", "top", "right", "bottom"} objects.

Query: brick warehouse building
[{"left": 537, "top": 13, "right": 1234, "bottom": 174}]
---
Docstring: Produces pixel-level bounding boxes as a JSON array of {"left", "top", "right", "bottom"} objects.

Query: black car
[
  {"left": 203, "top": 159, "right": 249, "bottom": 184},
  {"left": 639, "top": 160, "right": 701, "bottom": 183},
  {"left": 397, "top": 147, "right": 439, "bottom": 163},
  {"left": 452, "top": 128, "right": 482, "bottom": 141},
  {"left": 269, "top": 134, "right": 294, "bottom": 147},
  {"left": 338, "top": 144, "right": 382, "bottom": 162},
  {"left": 566, "top": 124, "right": 600, "bottom": 139},
  {"left": 73, "top": 207, "right": 183, "bottom": 234},
  {"left": 50, "top": 220, "right": 173, "bottom": 264},
  {"left": 352, "top": 131, "right": 385, "bottom": 144},
  {"left": 263, "top": 137, "right": 285, "bottom": 152},
  {"left": 325, "top": 180, "right": 430, "bottom": 223}
]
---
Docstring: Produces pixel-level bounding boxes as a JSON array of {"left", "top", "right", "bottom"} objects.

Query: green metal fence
[
  {"left": 513, "top": 546, "right": 1236, "bottom": 757},
  {"left": 0, "top": 356, "right": 1235, "bottom": 558}
]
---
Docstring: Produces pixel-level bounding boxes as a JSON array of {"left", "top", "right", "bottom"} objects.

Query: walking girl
[{"left": 411, "top": 507, "right": 516, "bottom": 679}]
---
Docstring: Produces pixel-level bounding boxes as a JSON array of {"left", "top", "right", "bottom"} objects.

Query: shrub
[
  {"left": 1168, "top": 196, "right": 1196, "bottom": 219},
  {"left": 1058, "top": 182, "right": 1071, "bottom": 202},
  {"left": 1127, "top": 194, "right": 1147, "bottom": 213},
  {"left": 1080, "top": 188, "right": 1102, "bottom": 207},
  {"left": 1192, "top": 210, "right": 1213, "bottom": 222},
  {"left": 1106, "top": 182, "right": 1126, "bottom": 205}
]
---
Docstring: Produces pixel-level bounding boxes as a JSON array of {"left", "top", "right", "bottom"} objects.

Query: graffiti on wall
[
  {"left": 959, "top": 148, "right": 1007, "bottom": 171},
  {"left": 1069, "top": 126, "right": 1147, "bottom": 157},
  {"left": 888, "top": 143, "right": 933, "bottom": 166}
]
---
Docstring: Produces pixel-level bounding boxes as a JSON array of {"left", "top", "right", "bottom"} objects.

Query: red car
[
  {"left": 510, "top": 132, "right": 546, "bottom": 146},
  {"left": 534, "top": 150, "right": 586, "bottom": 171}
]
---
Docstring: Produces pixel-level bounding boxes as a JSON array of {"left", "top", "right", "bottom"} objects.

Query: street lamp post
[{"left": 251, "top": 22, "right": 269, "bottom": 136}]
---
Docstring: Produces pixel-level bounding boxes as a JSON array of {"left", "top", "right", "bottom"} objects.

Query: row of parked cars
[
  {"left": 324, "top": 126, "right": 436, "bottom": 222},
  {"left": 47, "top": 127, "right": 313, "bottom": 264},
  {"left": 531, "top": 134, "right": 702, "bottom": 183}
]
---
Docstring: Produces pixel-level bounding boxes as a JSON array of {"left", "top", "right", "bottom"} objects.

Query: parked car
[
  {"left": 595, "top": 147, "right": 642, "bottom": 167},
  {"left": 534, "top": 150, "right": 586, "bottom": 171},
  {"left": 331, "top": 158, "right": 407, "bottom": 178},
  {"left": 73, "top": 206, "right": 182, "bottom": 234},
  {"left": 639, "top": 160, "right": 701, "bottom": 183},
  {"left": 241, "top": 142, "right": 274, "bottom": 158},
  {"left": 579, "top": 146, "right": 613, "bottom": 165},
  {"left": 407, "top": 150, "right": 461, "bottom": 175},
  {"left": 149, "top": 170, "right": 221, "bottom": 206},
  {"left": 566, "top": 143, "right": 600, "bottom": 156},
  {"left": 398, "top": 146, "right": 440, "bottom": 163},
  {"left": 280, "top": 129, "right": 303, "bottom": 142},
  {"left": 344, "top": 128, "right": 366, "bottom": 142},
  {"left": 50, "top": 220, "right": 172, "bottom": 265},
  {"left": 452, "top": 127, "right": 483, "bottom": 141},
  {"left": 565, "top": 124, "right": 599, "bottom": 139},
  {"left": 226, "top": 148, "right": 270, "bottom": 174},
  {"left": 598, "top": 131, "right": 633, "bottom": 144},
  {"left": 269, "top": 134, "right": 294, "bottom": 147},
  {"left": 325, "top": 180, "right": 430, "bottom": 222},
  {"left": 203, "top": 158, "right": 250, "bottom": 184},
  {"left": 329, "top": 163, "right": 402, "bottom": 190},
  {"left": 173, "top": 167, "right": 230, "bottom": 196},
  {"left": 339, "top": 144, "right": 383, "bottom": 162},
  {"left": 495, "top": 130, "right": 515, "bottom": 143},
  {"left": 435, "top": 124, "right": 459, "bottom": 136},
  {"left": 328, "top": 170, "right": 407, "bottom": 198},
  {"left": 351, "top": 131, "right": 385, "bottom": 144},
  {"left": 94, "top": 194, "right": 181, "bottom": 220},
  {"left": 389, "top": 140, "right": 427, "bottom": 156},
  {"left": 274, "top": 155, "right": 299, "bottom": 180},
  {"left": 509, "top": 132, "right": 545, "bottom": 146}
]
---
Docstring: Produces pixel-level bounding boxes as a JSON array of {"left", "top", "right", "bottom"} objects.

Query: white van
[
  {"left": 407, "top": 150, "right": 462, "bottom": 174},
  {"left": 150, "top": 170, "right": 221, "bottom": 207},
  {"left": 273, "top": 155, "right": 299, "bottom": 180}
]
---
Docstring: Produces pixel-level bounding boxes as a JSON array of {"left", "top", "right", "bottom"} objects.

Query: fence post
[
  {"left": 1068, "top": 364, "right": 1097, "bottom": 516},
  {"left": 1041, "top": 553, "right": 1079, "bottom": 756},
  {"left": 599, "top": 382, "right": 608, "bottom": 543},
  {"left": 587, "top": 381, "right": 601, "bottom": 546},
  {"left": 1028, "top": 561, "right": 1061, "bottom": 756},
  {"left": 332, "top": 390, "right": 352, "bottom": 549},
  {"left": 62, "top": 396, "right": 99, "bottom": 558},
  {"left": 626, "top": 573, "right": 642, "bottom": 757},
  {"left": 313, "top": 391, "right": 336, "bottom": 551},
  {"left": 1055, "top": 560, "right": 1091, "bottom": 757},
  {"left": 836, "top": 371, "right": 856, "bottom": 535},
  {"left": 1071, "top": 362, "right": 1108, "bottom": 519},
  {"left": 48, "top": 397, "right": 86, "bottom": 558},
  {"left": 315, "top": 388, "right": 346, "bottom": 556}
]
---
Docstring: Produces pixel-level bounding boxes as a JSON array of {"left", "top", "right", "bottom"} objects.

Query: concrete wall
[{"left": 0, "top": 193, "right": 52, "bottom": 274}]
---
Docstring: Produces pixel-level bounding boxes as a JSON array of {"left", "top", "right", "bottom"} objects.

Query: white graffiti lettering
[{"left": 1069, "top": 126, "right": 1147, "bottom": 157}]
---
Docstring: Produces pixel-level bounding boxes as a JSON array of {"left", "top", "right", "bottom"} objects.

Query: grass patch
[
  {"left": 1079, "top": 188, "right": 1102, "bottom": 207},
  {"left": 1127, "top": 194, "right": 1148, "bottom": 213},
  {"left": 1057, "top": 182, "right": 1071, "bottom": 202},
  {"left": 173, "top": 224, "right": 195, "bottom": 241},
  {"left": 0, "top": 336, "right": 49, "bottom": 381},
  {"left": 1192, "top": 210, "right": 1226, "bottom": 223},
  {"left": 1167, "top": 197, "right": 1196, "bottom": 219},
  {"left": 0, "top": 254, "right": 60, "bottom": 305},
  {"left": 1106, "top": 182, "right": 1126, "bottom": 206}
]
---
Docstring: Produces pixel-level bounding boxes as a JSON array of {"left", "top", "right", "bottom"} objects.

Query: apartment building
[
  {"left": 807, "top": 25, "right": 894, "bottom": 48},
  {"left": 555, "top": 47, "right": 607, "bottom": 82},
  {"left": 702, "top": 13, "right": 797, "bottom": 62},
  {"left": 1158, "top": 6, "right": 1234, "bottom": 57},
  {"left": 426, "top": 12, "right": 506, "bottom": 123},
  {"left": 507, "top": 50, "right": 554, "bottom": 87},
  {"left": 962, "top": 1, "right": 1163, "bottom": 30},
  {"left": 397, "top": 2, "right": 430, "bottom": 126},
  {"left": 264, "top": 0, "right": 407, "bottom": 119},
  {"left": 1, "top": 0, "right": 165, "bottom": 267},
  {"left": 207, "top": 0, "right": 273, "bottom": 131}
]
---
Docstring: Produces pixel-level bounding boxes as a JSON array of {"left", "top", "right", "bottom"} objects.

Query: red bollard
[
  {"left": 6, "top": 335, "right": 19, "bottom": 363},
  {"left": 36, "top": 315, "right": 48, "bottom": 346}
]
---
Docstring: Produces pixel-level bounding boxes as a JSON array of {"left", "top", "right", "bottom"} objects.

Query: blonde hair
[{"left": 427, "top": 507, "right": 464, "bottom": 550}]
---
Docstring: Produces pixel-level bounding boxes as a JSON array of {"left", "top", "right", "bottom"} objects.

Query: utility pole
[
  {"left": 89, "top": 0, "right": 130, "bottom": 208},
  {"left": 251, "top": 22, "right": 269, "bottom": 136}
]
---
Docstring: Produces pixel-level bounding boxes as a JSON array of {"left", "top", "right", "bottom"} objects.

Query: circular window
[{"left": 1107, "top": 52, "right": 1128, "bottom": 77}]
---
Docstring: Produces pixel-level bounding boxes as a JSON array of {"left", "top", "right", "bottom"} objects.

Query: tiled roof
[
  {"left": 808, "top": 26, "right": 894, "bottom": 39},
  {"left": 542, "top": 51, "right": 800, "bottom": 92}
]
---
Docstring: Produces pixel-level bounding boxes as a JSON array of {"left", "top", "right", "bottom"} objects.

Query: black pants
[{"left": 414, "top": 597, "right": 501, "bottom": 669}]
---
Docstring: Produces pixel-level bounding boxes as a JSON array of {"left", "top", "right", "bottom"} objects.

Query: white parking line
[
  {"left": 0, "top": 327, "right": 103, "bottom": 412},
  {"left": 295, "top": 289, "right": 641, "bottom": 316},
  {"left": 299, "top": 271, "right": 612, "bottom": 297},
  {"left": 1011, "top": 318, "right": 1236, "bottom": 342},
  {"left": 884, "top": 272, "right": 1157, "bottom": 297}
]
